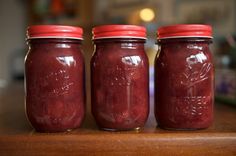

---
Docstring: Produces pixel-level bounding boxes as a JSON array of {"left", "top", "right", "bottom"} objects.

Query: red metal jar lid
[
  {"left": 27, "top": 25, "right": 83, "bottom": 40},
  {"left": 157, "top": 24, "right": 213, "bottom": 39},
  {"left": 92, "top": 25, "right": 146, "bottom": 39}
]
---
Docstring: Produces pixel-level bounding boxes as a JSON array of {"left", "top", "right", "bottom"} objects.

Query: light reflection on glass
[
  {"left": 121, "top": 43, "right": 137, "bottom": 49},
  {"left": 122, "top": 56, "right": 141, "bottom": 66},
  {"left": 187, "top": 45, "right": 203, "bottom": 50},
  {"left": 186, "top": 52, "right": 207, "bottom": 68},
  {"left": 56, "top": 56, "right": 75, "bottom": 66},
  {"left": 56, "top": 43, "right": 71, "bottom": 48}
]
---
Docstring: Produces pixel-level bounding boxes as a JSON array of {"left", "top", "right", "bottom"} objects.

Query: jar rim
[
  {"left": 92, "top": 25, "right": 146, "bottom": 39},
  {"left": 157, "top": 24, "right": 213, "bottom": 39},
  {"left": 27, "top": 25, "right": 83, "bottom": 40}
]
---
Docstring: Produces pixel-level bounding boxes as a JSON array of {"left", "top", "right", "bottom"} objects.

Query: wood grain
[{"left": 0, "top": 83, "right": 236, "bottom": 156}]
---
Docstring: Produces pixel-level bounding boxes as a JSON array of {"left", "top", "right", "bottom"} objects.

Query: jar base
[
  {"left": 157, "top": 125, "right": 208, "bottom": 131},
  {"left": 34, "top": 127, "right": 77, "bottom": 133},
  {"left": 100, "top": 127, "right": 141, "bottom": 132}
]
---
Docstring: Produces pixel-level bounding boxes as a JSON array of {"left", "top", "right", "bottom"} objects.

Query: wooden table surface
[{"left": 0, "top": 82, "right": 236, "bottom": 156}]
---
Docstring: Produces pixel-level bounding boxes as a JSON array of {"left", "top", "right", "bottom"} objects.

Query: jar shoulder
[
  {"left": 26, "top": 47, "right": 84, "bottom": 61},
  {"left": 25, "top": 48, "right": 84, "bottom": 71},
  {"left": 91, "top": 49, "right": 149, "bottom": 69}
]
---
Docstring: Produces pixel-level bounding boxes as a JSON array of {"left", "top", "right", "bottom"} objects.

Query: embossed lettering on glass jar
[
  {"left": 25, "top": 25, "right": 85, "bottom": 132},
  {"left": 155, "top": 24, "right": 214, "bottom": 130},
  {"left": 91, "top": 25, "right": 149, "bottom": 131}
]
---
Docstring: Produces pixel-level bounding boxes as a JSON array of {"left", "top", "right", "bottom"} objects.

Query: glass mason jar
[
  {"left": 155, "top": 24, "right": 214, "bottom": 130},
  {"left": 25, "top": 25, "right": 85, "bottom": 132},
  {"left": 91, "top": 25, "right": 149, "bottom": 131}
]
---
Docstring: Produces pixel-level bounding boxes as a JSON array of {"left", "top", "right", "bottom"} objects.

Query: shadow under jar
[
  {"left": 155, "top": 24, "right": 214, "bottom": 130},
  {"left": 25, "top": 25, "right": 85, "bottom": 132},
  {"left": 91, "top": 25, "right": 149, "bottom": 131}
]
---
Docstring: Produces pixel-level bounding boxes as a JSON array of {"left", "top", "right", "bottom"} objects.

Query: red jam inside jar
[
  {"left": 91, "top": 25, "right": 149, "bottom": 131},
  {"left": 25, "top": 25, "right": 85, "bottom": 132},
  {"left": 155, "top": 24, "right": 214, "bottom": 130}
]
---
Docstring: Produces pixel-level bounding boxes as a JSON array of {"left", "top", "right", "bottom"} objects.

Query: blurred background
[{"left": 0, "top": 0, "right": 235, "bottom": 104}]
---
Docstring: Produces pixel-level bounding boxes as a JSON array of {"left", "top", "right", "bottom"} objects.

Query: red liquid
[
  {"left": 155, "top": 38, "right": 214, "bottom": 130},
  {"left": 25, "top": 39, "right": 85, "bottom": 132},
  {"left": 91, "top": 39, "right": 149, "bottom": 130}
]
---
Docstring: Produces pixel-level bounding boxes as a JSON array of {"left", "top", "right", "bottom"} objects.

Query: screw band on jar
[
  {"left": 92, "top": 25, "right": 147, "bottom": 40},
  {"left": 157, "top": 24, "right": 213, "bottom": 39},
  {"left": 27, "top": 25, "right": 83, "bottom": 40}
]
